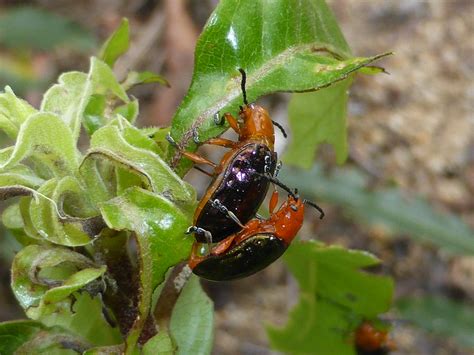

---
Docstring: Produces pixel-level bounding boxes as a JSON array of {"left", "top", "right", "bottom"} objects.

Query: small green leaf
[
  {"left": 88, "top": 123, "right": 195, "bottom": 208},
  {"left": 0, "top": 113, "right": 79, "bottom": 177},
  {"left": 99, "top": 18, "right": 130, "bottom": 67},
  {"left": 0, "top": 86, "right": 36, "bottom": 139},
  {"left": 114, "top": 99, "right": 139, "bottom": 123},
  {"left": 284, "top": 79, "right": 351, "bottom": 167},
  {"left": 41, "top": 292, "right": 122, "bottom": 347},
  {"left": 167, "top": 0, "right": 388, "bottom": 175},
  {"left": 170, "top": 275, "right": 214, "bottom": 355},
  {"left": 267, "top": 241, "right": 393, "bottom": 355},
  {"left": 83, "top": 94, "right": 107, "bottom": 135},
  {"left": 280, "top": 166, "right": 474, "bottom": 255},
  {"left": 29, "top": 177, "right": 103, "bottom": 246},
  {"left": 0, "top": 6, "right": 96, "bottom": 51},
  {"left": 122, "top": 71, "right": 170, "bottom": 90},
  {"left": 41, "top": 58, "right": 129, "bottom": 140},
  {"left": 100, "top": 187, "right": 193, "bottom": 351},
  {"left": 143, "top": 331, "right": 175, "bottom": 355},
  {"left": 11, "top": 244, "right": 105, "bottom": 320},
  {"left": 396, "top": 296, "right": 474, "bottom": 349},
  {"left": 0, "top": 320, "right": 46, "bottom": 354}
]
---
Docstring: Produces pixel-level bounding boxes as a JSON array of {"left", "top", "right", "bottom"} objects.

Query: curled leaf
[{"left": 11, "top": 244, "right": 106, "bottom": 320}]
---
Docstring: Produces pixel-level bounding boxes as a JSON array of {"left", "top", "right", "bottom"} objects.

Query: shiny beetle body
[{"left": 189, "top": 193, "right": 305, "bottom": 281}]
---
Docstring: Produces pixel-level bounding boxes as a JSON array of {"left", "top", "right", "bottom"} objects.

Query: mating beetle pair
[{"left": 168, "top": 69, "right": 323, "bottom": 281}]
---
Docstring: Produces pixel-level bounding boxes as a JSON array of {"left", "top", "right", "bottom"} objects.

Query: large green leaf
[
  {"left": 267, "top": 241, "right": 393, "bottom": 355},
  {"left": 11, "top": 244, "right": 105, "bottom": 320},
  {"left": 280, "top": 166, "right": 474, "bottom": 255},
  {"left": 170, "top": 275, "right": 214, "bottom": 355},
  {"left": 100, "top": 187, "right": 194, "bottom": 352},
  {"left": 41, "top": 57, "right": 129, "bottom": 140},
  {"left": 0, "top": 86, "right": 37, "bottom": 139},
  {"left": 168, "top": 0, "right": 387, "bottom": 174},
  {"left": 0, "top": 113, "right": 79, "bottom": 177},
  {"left": 396, "top": 296, "right": 474, "bottom": 349},
  {"left": 284, "top": 79, "right": 351, "bottom": 167}
]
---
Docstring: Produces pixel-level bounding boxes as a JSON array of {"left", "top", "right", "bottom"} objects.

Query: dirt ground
[{"left": 0, "top": 1, "right": 473, "bottom": 354}]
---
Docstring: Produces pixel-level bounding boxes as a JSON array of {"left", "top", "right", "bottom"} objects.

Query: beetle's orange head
[{"left": 238, "top": 103, "right": 275, "bottom": 148}]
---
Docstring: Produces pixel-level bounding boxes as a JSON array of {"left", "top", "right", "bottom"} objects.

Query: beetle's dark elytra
[
  {"left": 192, "top": 234, "right": 287, "bottom": 281},
  {"left": 194, "top": 142, "right": 276, "bottom": 243}
]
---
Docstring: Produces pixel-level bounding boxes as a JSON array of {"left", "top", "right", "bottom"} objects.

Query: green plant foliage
[
  {"left": 100, "top": 187, "right": 194, "bottom": 350},
  {"left": 0, "top": 6, "right": 96, "bottom": 51},
  {"left": 41, "top": 58, "right": 129, "bottom": 140},
  {"left": 0, "top": 320, "right": 46, "bottom": 354},
  {"left": 41, "top": 292, "right": 122, "bottom": 346},
  {"left": 267, "top": 241, "right": 393, "bottom": 355},
  {"left": 143, "top": 331, "right": 175, "bottom": 355},
  {"left": 168, "top": 0, "right": 389, "bottom": 175},
  {"left": 99, "top": 18, "right": 130, "bottom": 68},
  {"left": 396, "top": 297, "right": 474, "bottom": 349},
  {"left": 11, "top": 245, "right": 106, "bottom": 320},
  {"left": 122, "top": 71, "right": 170, "bottom": 90},
  {"left": 280, "top": 166, "right": 474, "bottom": 255},
  {"left": 170, "top": 275, "right": 214, "bottom": 355},
  {"left": 284, "top": 79, "right": 351, "bottom": 167},
  {"left": 0, "top": 86, "right": 37, "bottom": 139}
]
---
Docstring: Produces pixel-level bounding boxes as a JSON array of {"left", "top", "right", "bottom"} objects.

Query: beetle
[
  {"left": 355, "top": 321, "right": 395, "bottom": 355},
  {"left": 188, "top": 188, "right": 323, "bottom": 281},
  {"left": 168, "top": 69, "right": 287, "bottom": 244}
]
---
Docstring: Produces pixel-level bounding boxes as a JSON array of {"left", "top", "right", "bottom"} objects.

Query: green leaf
[
  {"left": 83, "top": 94, "right": 107, "bottom": 135},
  {"left": 280, "top": 166, "right": 474, "bottom": 255},
  {"left": 114, "top": 99, "right": 139, "bottom": 123},
  {"left": 0, "top": 320, "right": 46, "bottom": 354},
  {"left": 11, "top": 244, "right": 105, "bottom": 320},
  {"left": 0, "top": 86, "right": 37, "bottom": 139},
  {"left": 396, "top": 297, "right": 474, "bottom": 349},
  {"left": 41, "top": 292, "right": 122, "bottom": 347},
  {"left": 170, "top": 275, "right": 214, "bottom": 355},
  {"left": 122, "top": 71, "right": 170, "bottom": 90},
  {"left": 0, "top": 113, "right": 79, "bottom": 177},
  {"left": 267, "top": 241, "right": 393, "bottom": 355},
  {"left": 29, "top": 177, "right": 103, "bottom": 246},
  {"left": 41, "top": 58, "right": 129, "bottom": 140},
  {"left": 143, "top": 331, "right": 175, "bottom": 355},
  {"left": 168, "top": 0, "right": 388, "bottom": 174},
  {"left": 0, "top": 6, "right": 96, "bottom": 51},
  {"left": 100, "top": 187, "right": 193, "bottom": 351},
  {"left": 99, "top": 18, "right": 130, "bottom": 67},
  {"left": 88, "top": 123, "right": 195, "bottom": 209},
  {"left": 284, "top": 79, "right": 351, "bottom": 167}
]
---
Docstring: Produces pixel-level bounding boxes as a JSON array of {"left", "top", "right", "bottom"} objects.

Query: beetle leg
[
  {"left": 187, "top": 226, "right": 214, "bottom": 248},
  {"left": 274, "top": 161, "right": 282, "bottom": 178},
  {"left": 166, "top": 133, "right": 217, "bottom": 168},
  {"left": 204, "top": 138, "right": 237, "bottom": 149},
  {"left": 224, "top": 113, "right": 241, "bottom": 134},
  {"left": 211, "top": 199, "right": 245, "bottom": 228}
]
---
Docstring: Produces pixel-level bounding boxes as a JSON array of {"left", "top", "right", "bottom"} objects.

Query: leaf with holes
[{"left": 168, "top": 0, "right": 389, "bottom": 175}]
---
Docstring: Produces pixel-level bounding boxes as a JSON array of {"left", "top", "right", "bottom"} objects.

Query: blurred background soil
[{"left": 0, "top": 1, "right": 473, "bottom": 354}]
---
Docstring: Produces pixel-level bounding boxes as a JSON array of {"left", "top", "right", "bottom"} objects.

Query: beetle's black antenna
[
  {"left": 272, "top": 120, "right": 287, "bottom": 138},
  {"left": 303, "top": 199, "right": 325, "bottom": 219},
  {"left": 257, "top": 173, "right": 297, "bottom": 199},
  {"left": 238, "top": 68, "right": 248, "bottom": 105}
]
